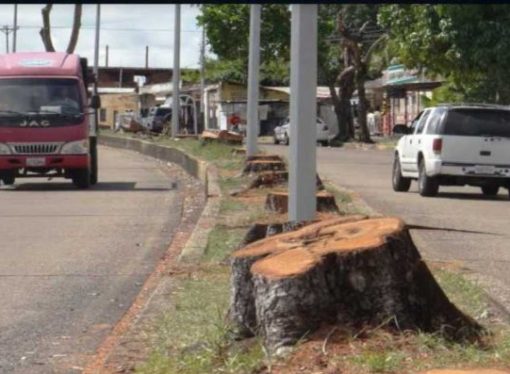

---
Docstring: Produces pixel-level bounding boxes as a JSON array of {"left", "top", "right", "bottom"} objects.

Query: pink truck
[{"left": 0, "top": 52, "right": 100, "bottom": 188}]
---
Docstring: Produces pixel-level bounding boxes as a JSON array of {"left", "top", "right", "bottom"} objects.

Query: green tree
[
  {"left": 197, "top": 4, "right": 291, "bottom": 85},
  {"left": 198, "top": 4, "right": 387, "bottom": 142},
  {"left": 379, "top": 4, "right": 510, "bottom": 103}
]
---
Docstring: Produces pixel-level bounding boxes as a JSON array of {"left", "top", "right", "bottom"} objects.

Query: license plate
[
  {"left": 474, "top": 165, "right": 495, "bottom": 174},
  {"left": 26, "top": 157, "right": 46, "bottom": 167}
]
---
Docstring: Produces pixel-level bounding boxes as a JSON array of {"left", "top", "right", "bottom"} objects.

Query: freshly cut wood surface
[{"left": 230, "top": 216, "right": 483, "bottom": 353}]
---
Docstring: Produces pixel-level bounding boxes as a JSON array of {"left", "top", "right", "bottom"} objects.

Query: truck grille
[{"left": 9, "top": 142, "right": 62, "bottom": 155}]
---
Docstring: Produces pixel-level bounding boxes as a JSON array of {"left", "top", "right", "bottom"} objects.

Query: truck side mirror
[{"left": 90, "top": 94, "right": 101, "bottom": 109}]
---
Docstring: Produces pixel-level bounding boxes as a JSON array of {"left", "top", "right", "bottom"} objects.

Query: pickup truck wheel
[
  {"left": 481, "top": 185, "right": 499, "bottom": 196},
  {"left": 418, "top": 159, "right": 439, "bottom": 197},
  {"left": 392, "top": 155, "right": 411, "bottom": 192},
  {"left": 284, "top": 133, "right": 289, "bottom": 146},
  {"left": 72, "top": 168, "right": 91, "bottom": 189},
  {"left": 2, "top": 173, "right": 15, "bottom": 185},
  {"left": 273, "top": 136, "right": 279, "bottom": 145}
]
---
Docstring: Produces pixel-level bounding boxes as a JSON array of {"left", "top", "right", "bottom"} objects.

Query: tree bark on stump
[
  {"left": 242, "top": 160, "right": 287, "bottom": 175},
  {"left": 201, "top": 130, "right": 243, "bottom": 145},
  {"left": 246, "top": 171, "right": 324, "bottom": 190},
  {"left": 265, "top": 191, "right": 338, "bottom": 213},
  {"left": 246, "top": 154, "right": 284, "bottom": 163},
  {"left": 230, "top": 216, "right": 483, "bottom": 354}
]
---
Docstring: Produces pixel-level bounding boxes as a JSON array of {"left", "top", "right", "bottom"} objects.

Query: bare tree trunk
[
  {"left": 356, "top": 64, "right": 372, "bottom": 143},
  {"left": 40, "top": 4, "right": 55, "bottom": 52},
  {"left": 66, "top": 5, "right": 82, "bottom": 54},
  {"left": 329, "top": 66, "right": 355, "bottom": 142}
]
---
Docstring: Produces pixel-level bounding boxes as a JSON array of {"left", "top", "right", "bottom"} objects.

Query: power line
[{"left": 16, "top": 25, "right": 201, "bottom": 33}]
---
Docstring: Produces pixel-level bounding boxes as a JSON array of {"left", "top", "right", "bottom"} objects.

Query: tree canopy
[
  {"left": 379, "top": 4, "right": 510, "bottom": 103},
  {"left": 197, "top": 4, "right": 291, "bottom": 85}
]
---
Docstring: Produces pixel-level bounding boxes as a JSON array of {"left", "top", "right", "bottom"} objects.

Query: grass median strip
[{"left": 102, "top": 132, "right": 510, "bottom": 373}]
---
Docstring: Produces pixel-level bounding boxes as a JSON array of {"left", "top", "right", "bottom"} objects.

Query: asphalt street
[
  {"left": 0, "top": 146, "right": 181, "bottom": 373},
  {"left": 267, "top": 144, "right": 510, "bottom": 309}
]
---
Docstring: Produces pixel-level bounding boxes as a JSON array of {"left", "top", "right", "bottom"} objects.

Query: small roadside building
[{"left": 378, "top": 64, "right": 442, "bottom": 134}]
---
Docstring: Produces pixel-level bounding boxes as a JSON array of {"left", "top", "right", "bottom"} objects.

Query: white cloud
[{"left": 0, "top": 4, "right": 202, "bottom": 68}]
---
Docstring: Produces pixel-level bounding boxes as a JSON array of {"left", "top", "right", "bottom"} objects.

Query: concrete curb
[{"left": 99, "top": 134, "right": 221, "bottom": 262}]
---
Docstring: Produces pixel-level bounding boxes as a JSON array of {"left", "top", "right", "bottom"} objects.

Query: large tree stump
[
  {"left": 230, "top": 216, "right": 483, "bottom": 354},
  {"left": 242, "top": 160, "right": 287, "bottom": 175},
  {"left": 265, "top": 190, "right": 338, "bottom": 213}
]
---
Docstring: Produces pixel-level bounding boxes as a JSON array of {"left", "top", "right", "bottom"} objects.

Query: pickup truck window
[{"left": 441, "top": 109, "right": 510, "bottom": 137}]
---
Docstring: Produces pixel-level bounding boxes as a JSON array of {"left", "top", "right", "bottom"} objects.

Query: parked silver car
[
  {"left": 145, "top": 106, "right": 172, "bottom": 133},
  {"left": 273, "top": 117, "right": 330, "bottom": 146}
]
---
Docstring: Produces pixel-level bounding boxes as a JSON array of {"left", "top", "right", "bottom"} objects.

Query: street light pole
[
  {"left": 93, "top": 4, "right": 100, "bottom": 85},
  {"left": 246, "top": 4, "right": 261, "bottom": 157},
  {"left": 171, "top": 4, "right": 181, "bottom": 138},
  {"left": 200, "top": 27, "right": 205, "bottom": 115},
  {"left": 12, "top": 4, "right": 17, "bottom": 52},
  {"left": 288, "top": 4, "right": 318, "bottom": 222}
]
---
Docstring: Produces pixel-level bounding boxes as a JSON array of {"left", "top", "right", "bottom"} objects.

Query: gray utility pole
[
  {"left": 200, "top": 27, "right": 205, "bottom": 114},
  {"left": 93, "top": 5, "right": 100, "bottom": 83},
  {"left": 105, "top": 45, "right": 109, "bottom": 67},
  {"left": 145, "top": 45, "right": 149, "bottom": 68},
  {"left": 246, "top": 4, "right": 261, "bottom": 157},
  {"left": 171, "top": 4, "right": 181, "bottom": 138},
  {"left": 12, "top": 4, "right": 17, "bottom": 52},
  {"left": 288, "top": 4, "right": 318, "bottom": 222}
]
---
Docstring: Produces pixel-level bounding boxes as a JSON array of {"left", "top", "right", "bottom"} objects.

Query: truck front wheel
[
  {"left": 72, "top": 168, "right": 91, "bottom": 189},
  {"left": 1, "top": 173, "right": 15, "bottom": 185},
  {"left": 89, "top": 138, "right": 98, "bottom": 185}
]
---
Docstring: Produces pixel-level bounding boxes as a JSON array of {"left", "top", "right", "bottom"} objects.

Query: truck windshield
[
  {"left": 0, "top": 78, "right": 83, "bottom": 118},
  {"left": 442, "top": 109, "right": 510, "bottom": 137}
]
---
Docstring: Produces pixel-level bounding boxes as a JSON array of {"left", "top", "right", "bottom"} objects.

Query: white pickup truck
[{"left": 392, "top": 104, "right": 510, "bottom": 197}]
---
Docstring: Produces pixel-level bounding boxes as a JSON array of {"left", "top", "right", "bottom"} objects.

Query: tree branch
[
  {"left": 66, "top": 4, "right": 82, "bottom": 54},
  {"left": 40, "top": 4, "right": 56, "bottom": 52},
  {"left": 362, "top": 34, "right": 388, "bottom": 65}
]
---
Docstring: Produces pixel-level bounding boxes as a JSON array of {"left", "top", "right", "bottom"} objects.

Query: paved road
[
  {"left": 0, "top": 146, "right": 181, "bottom": 373},
  {"left": 267, "top": 144, "right": 510, "bottom": 309}
]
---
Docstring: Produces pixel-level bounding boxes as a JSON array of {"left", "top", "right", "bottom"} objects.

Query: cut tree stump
[
  {"left": 201, "top": 130, "right": 243, "bottom": 145},
  {"left": 265, "top": 190, "right": 338, "bottom": 213},
  {"left": 422, "top": 371, "right": 510, "bottom": 374},
  {"left": 242, "top": 160, "right": 287, "bottom": 175},
  {"left": 246, "top": 154, "right": 284, "bottom": 163},
  {"left": 230, "top": 216, "right": 483, "bottom": 354},
  {"left": 247, "top": 171, "right": 324, "bottom": 190}
]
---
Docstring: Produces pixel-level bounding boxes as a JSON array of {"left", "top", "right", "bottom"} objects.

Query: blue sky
[{"left": 0, "top": 4, "right": 204, "bottom": 69}]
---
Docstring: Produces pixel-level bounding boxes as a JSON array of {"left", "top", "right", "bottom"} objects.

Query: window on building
[{"left": 99, "top": 108, "right": 107, "bottom": 122}]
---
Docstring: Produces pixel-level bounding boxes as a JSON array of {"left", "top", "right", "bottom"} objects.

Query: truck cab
[{"left": 0, "top": 52, "right": 100, "bottom": 188}]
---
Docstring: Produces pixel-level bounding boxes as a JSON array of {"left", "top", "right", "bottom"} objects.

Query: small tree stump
[
  {"left": 265, "top": 190, "right": 338, "bottom": 213},
  {"left": 247, "top": 171, "right": 324, "bottom": 190},
  {"left": 230, "top": 216, "right": 483, "bottom": 353},
  {"left": 232, "top": 147, "right": 246, "bottom": 156},
  {"left": 242, "top": 160, "right": 287, "bottom": 175},
  {"left": 201, "top": 130, "right": 243, "bottom": 145},
  {"left": 246, "top": 154, "right": 284, "bottom": 163}
]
